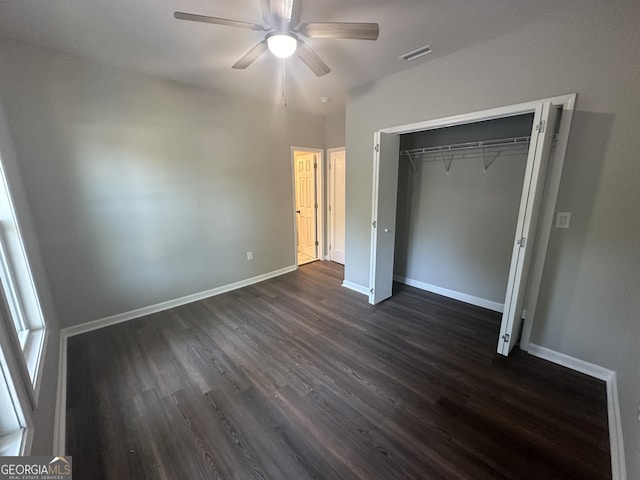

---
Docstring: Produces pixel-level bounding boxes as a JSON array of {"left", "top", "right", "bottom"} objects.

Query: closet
[
  {"left": 394, "top": 114, "right": 535, "bottom": 312},
  {"left": 368, "top": 96, "right": 572, "bottom": 355}
]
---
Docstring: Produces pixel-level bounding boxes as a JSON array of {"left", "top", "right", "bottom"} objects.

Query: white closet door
[
  {"left": 498, "top": 102, "right": 558, "bottom": 355},
  {"left": 369, "top": 132, "right": 400, "bottom": 304}
]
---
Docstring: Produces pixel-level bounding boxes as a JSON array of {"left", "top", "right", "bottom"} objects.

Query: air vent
[{"left": 399, "top": 44, "right": 433, "bottom": 62}]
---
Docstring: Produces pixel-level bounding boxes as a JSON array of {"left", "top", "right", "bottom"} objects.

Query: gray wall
[
  {"left": 319, "top": 109, "right": 345, "bottom": 261},
  {"left": 343, "top": 1, "right": 639, "bottom": 476},
  {"left": 394, "top": 151, "right": 527, "bottom": 306},
  {"left": 0, "top": 39, "right": 324, "bottom": 330},
  {"left": 324, "top": 110, "right": 346, "bottom": 148},
  {"left": 395, "top": 116, "right": 533, "bottom": 305}
]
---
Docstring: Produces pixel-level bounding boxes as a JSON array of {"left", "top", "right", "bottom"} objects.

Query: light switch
[{"left": 556, "top": 212, "right": 571, "bottom": 229}]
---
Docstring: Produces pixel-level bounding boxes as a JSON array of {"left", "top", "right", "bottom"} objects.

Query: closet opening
[
  {"left": 395, "top": 114, "right": 535, "bottom": 312},
  {"left": 369, "top": 95, "right": 576, "bottom": 355}
]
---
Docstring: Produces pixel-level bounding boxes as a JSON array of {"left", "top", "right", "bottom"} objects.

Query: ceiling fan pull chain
[{"left": 282, "top": 59, "right": 287, "bottom": 107}]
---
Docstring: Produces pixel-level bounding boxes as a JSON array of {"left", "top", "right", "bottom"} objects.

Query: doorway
[
  {"left": 369, "top": 95, "right": 576, "bottom": 355},
  {"left": 328, "top": 147, "right": 346, "bottom": 265},
  {"left": 291, "top": 148, "right": 324, "bottom": 266}
]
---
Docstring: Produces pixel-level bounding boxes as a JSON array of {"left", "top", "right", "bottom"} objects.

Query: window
[
  {"left": 0, "top": 105, "right": 47, "bottom": 402},
  {"left": 0, "top": 300, "right": 33, "bottom": 456},
  {"left": 0, "top": 101, "right": 45, "bottom": 455},
  {"left": 0, "top": 222, "right": 46, "bottom": 394}
]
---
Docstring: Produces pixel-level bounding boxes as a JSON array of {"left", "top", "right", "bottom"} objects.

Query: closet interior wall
[{"left": 394, "top": 114, "right": 535, "bottom": 311}]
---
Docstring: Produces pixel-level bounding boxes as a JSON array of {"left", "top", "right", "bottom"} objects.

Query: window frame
[
  {"left": 0, "top": 223, "right": 47, "bottom": 406},
  {"left": 0, "top": 101, "right": 48, "bottom": 408},
  {"left": 0, "top": 99, "right": 46, "bottom": 456},
  {"left": 0, "top": 298, "right": 34, "bottom": 456}
]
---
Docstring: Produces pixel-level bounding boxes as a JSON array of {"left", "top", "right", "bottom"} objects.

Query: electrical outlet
[
  {"left": 246, "top": 251, "right": 253, "bottom": 261},
  {"left": 556, "top": 212, "right": 571, "bottom": 229}
]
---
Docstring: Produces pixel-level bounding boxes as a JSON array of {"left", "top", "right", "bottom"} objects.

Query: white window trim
[
  {"left": 0, "top": 228, "right": 46, "bottom": 398},
  {"left": 0, "top": 99, "right": 45, "bottom": 456},
  {"left": 0, "top": 101, "right": 48, "bottom": 408}
]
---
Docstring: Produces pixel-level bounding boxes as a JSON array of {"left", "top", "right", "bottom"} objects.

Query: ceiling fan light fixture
[{"left": 267, "top": 34, "right": 297, "bottom": 58}]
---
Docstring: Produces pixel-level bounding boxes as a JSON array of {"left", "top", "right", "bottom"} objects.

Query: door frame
[
  {"left": 290, "top": 147, "right": 325, "bottom": 266},
  {"left": 327, "top": 147, "right": 346, "bottom": 263},
  {"left": 369, "top": 93, "right": 577, "bottom": 352}
]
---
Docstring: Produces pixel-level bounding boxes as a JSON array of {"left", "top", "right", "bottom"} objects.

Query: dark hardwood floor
[{"left": 66, "top": 261, "right": 611, "bottom": 479}]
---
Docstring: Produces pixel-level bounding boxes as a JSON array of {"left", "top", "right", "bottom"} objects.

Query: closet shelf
[{"left": 401, "top": 135, "right": 532, "bottom": 173}]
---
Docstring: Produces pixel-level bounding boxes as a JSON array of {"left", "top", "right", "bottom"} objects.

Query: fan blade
[
  {"left": 296, "top": 40, "right": 331, "bottom": 77},
  {"left": 265, "top": 0, "right": 301, "bottom": 29},
  {"left": 174, "top": 12, "right": 268, "bottom": 31},
  {"left": 299, "top": 22, "right": 379, "bottom": 40},
  {"left": 259, "top": 0, "right": 275, "bottom": 26},
  {"left": 289, "top": 0, "right": 302, "bottom": 28},
  {"left": 272, "top": 0, "right": 294, "bottom": 22},
  {"left": 232, "top": 41, "right": 269, "bottom": 69}
]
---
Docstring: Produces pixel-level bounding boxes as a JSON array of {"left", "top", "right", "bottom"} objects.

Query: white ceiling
[{"left": 0, "top": 0, "right": 571, "bottom": 114}]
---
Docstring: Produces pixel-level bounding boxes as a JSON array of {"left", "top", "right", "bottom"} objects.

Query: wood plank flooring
[{"left": 66, "top": 261, "right": 611, "bottom": 479}]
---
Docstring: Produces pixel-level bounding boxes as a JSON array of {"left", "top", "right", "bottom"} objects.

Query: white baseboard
[
  {"left": 63, "top": 265, "right": 297, "bottom": 338},
  {"left": 52, "top": 264, "right": 297, "bottom": 454},
  {"left": 527, "top": 344, "right": 626, "bottom": 480},
  {"left": 527, "top": 344, "right": 613, "bottom": 380},
  {"left": 342, "top": 280, "right": 369, "bottom": 296},
  {"left": 52, "top": 333, "right": 67, "bottom": 455},
  {"left": 394, "top": 275, "right": 504, "bottom": 313}
]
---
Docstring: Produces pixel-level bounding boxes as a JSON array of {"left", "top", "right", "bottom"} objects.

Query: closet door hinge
[
  {"left": 315, "top": 241, "right": 319, "bottom": 246},
  {"left": 314, "top": 163, "right": 317, "bottom": 169},
  {"left": 517, "top": 237, "right": 526, "bottom": 248},
  {"left": 535, "top": 120, "right": 546, "bottom": 134},
  {"left": 370, "top": 288, "right": 374, "bottom": 294},
  {"left": 375, "top": 144, "right": 380, "bottom": 152},
  {"left": 372, "top": 220, "right": 377, "bottom": 228},
  {"left": 502, "top": 333, "right": 510, "bottom": 343}
]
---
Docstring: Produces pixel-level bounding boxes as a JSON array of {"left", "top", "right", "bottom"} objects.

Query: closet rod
[
  {"left": 400, "top": 135, "right": 531, "bottom": 158},
  {"left": 400, "top": 135, "right": 537, "bottom": 174}
]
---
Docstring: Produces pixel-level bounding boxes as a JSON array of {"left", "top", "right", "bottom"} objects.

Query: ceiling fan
[{"left": 173, "top": 0, "right": 379, "bottom": 77}]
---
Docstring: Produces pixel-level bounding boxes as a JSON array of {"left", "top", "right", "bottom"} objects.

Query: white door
[
  {"left": 369, "top": 132, "right": 400, "bottom": 304},
  {"left": 295, "top": 152, "right": 317, "bottom": 259},
  {"left": 498, "top": 102, "right": 559, "bottom": 355},
  {"left": 329, "top": 148, "right": 346, "bottom": 264}
]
